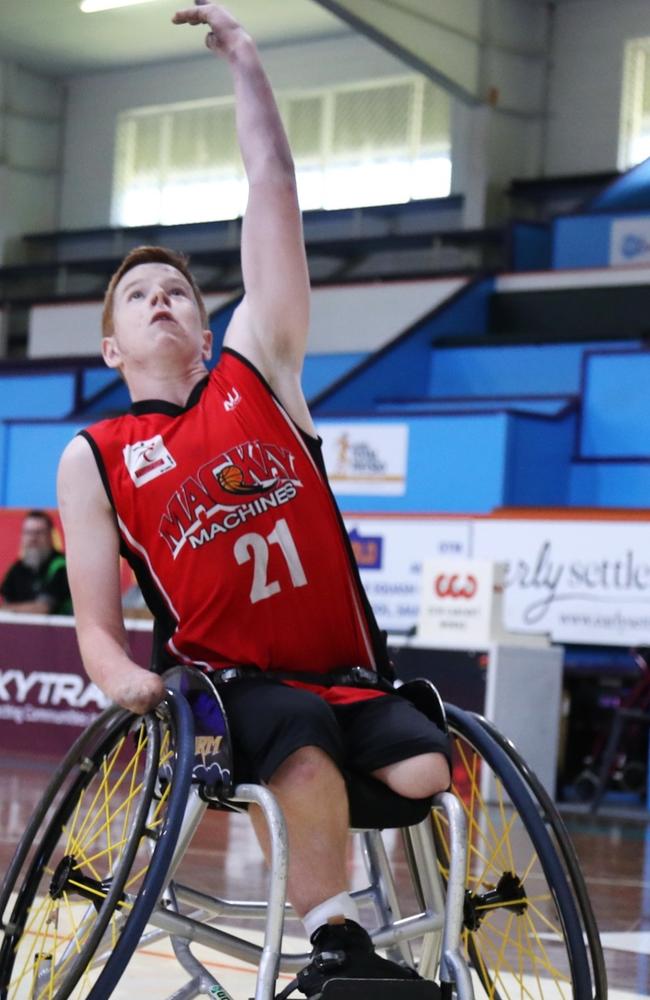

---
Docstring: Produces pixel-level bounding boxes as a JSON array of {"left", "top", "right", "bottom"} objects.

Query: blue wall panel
[
  {"left": 4, "top": 423, "right": 83, "bottom": 508},
  {"left": 430, "top": 342, "right": 596, "bottom": 397},
  {"left": 570, "top": 462, "right": 650, "bottom": 508},
  {"left": 581, "top": 351, "right": 650, "bottom": 457},
  {"left": 82, "top": 368, "right": 117, "bottom": 401},
  {"left": 328, "top": 412, "right": 509, "bottom": 514},
  {"left": 0, "top": 374, "right": 76, "bottom": 419},
  {"left": 80, "top": 380, "right": 130, "bottom": 416},
  {"left": 0, "top": 423, "right": 7, "bottom": 506},
  {"left": 506, "top": 413, "right": 575, "bottom": 506},
  {"left": 552, "top": 216, "right": 612, "bottom": 269},
  {"left": 302, "top": 353, "right": 366, "bottom": 400}
]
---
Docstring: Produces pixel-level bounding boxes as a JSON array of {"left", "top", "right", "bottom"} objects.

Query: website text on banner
[{"left": 344, "top": 514, "right": 650, "bottom": 647}]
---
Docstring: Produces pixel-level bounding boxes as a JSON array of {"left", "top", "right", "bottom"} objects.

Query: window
[
  {"left": 619, "top": 39, "right": 650, "bottom": 169},
  {"left": 112, "top": 77, "right": 451, "bottom": 226}
]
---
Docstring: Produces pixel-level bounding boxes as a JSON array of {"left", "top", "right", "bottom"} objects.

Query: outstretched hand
[{"left": 172, "top": 1, "right": 249, "bottom": 57}]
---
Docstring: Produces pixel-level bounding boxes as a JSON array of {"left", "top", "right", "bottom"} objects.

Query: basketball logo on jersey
[
  {"left": 159, "top": 439, "right": 302, "bottom": 558},
  {"left": 123, "top": 436, "right": 177, "bottom": 488}
]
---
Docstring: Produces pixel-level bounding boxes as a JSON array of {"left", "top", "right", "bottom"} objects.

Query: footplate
[{"left": 320, "top": 980, "right": 441, "bottom": 998}]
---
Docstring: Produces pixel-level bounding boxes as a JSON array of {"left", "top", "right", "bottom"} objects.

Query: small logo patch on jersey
[
  {"left": 223, "top": 387, "right": 241, "bottom": 412},
  {"left": 123, "top": 436, "right": 176, "bottom": 488}
]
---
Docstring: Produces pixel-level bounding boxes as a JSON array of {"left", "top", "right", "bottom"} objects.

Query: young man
[
  {"left": 57, "top": 3, "right": 449, "bottom": 995},
  {"left": 0, "top": 509, "right": 71, "bottom": 615}
]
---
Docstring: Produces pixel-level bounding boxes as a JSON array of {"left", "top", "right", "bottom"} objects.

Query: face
[
  {"left": 21, "top": 517, "right": 53, "bottom": 567},
  {"left": 102, "top": 263, "right": 212, "bottom": 373}
]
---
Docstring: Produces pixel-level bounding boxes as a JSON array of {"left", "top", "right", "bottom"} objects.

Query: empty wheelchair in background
[{"left": 0, "top": 666, "right": 605, "bottom": 1000}]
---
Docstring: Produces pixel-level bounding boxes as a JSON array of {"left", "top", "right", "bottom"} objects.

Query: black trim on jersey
[
  {"left": 79, "top": 430, "right": 118, "bottom": 510},
  {"left": 221, "top": 351, "right": 392, "bottom": 680},
  {"left": 78, "top": 429, "right": 177, "bottom": 671},
  {"left": 129, "top": 374, "right": 209, "bottom": 417}
]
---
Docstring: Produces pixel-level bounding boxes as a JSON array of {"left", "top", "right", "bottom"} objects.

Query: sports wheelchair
[{"left": 0, "top": 666, "right": 605, "bottom": 1000}]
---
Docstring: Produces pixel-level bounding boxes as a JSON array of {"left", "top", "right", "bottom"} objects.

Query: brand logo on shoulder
[
  {"left": 123, "top": 436, "right": 176, "bottom": 488},
  {"left": 223, "top": 386, "right": 241, "bottom": 412}
]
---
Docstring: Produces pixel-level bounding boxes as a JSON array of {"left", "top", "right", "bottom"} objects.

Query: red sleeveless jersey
[{"left": 82, "top": 349, "right": 387, "bottom": 705}]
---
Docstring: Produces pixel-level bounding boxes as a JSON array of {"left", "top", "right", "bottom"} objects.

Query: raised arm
[
  {"left": 172, "top": 3, "right": 314, "bottom": 432},
  {"left": 57, "top": 436, "right": 165, "bottom": 714}
]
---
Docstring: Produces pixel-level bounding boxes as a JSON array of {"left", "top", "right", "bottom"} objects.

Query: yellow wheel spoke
[
  {"left": 64, "top": 782, "right": 90, "bottom": 858},
  {"left": 10, "top": 895, "right": 55, "bottom": 995},
  {"left": 74, "top": 782, "right": 145, "bottom": 866},
  {"left": 522, "top": 911, "right": 569, "bottom": 997},
  {"left": 77, "top": 834, "right": 132, "bottom": 872},
  {"left": 521, "top": 910, "right": 571, "bottom": 984},
  {"left": 72, "top": 736, "right": 127, "bottom": 848},
  {"left": 496, "top": 781, "right": 516, "bottom": 874},
  {"left": 63, "top": 893, "right": 84, "bottom": 957},
  {"left": 120, "top": 722, "right": 148, "bottom": 856},
  {"left": 72, "top": 733, "right": 146, "bottom": 856}
]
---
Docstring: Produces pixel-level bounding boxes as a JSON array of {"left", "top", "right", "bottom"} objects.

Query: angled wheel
[
  {"left": 430, "top": 704, "right": 593, "bottom": 1000},
  {"left": 470, "top": 712, "right": 606, "bottom": 1000},
  {"left": 0, "top": 687, "right": 194, "bottom": 1000}
]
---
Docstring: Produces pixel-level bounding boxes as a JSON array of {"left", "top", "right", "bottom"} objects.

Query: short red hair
[{"left": 102, "top": 245, "right": 208, "bottom": 337}]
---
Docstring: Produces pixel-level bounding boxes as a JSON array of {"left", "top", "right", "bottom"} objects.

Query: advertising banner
[
  {"left": 319, "top": 422, "right": 409, "bottom": 496},
  {"left": 417, "top": 557, "right": 507, "bottom": 648},
  {"left": 473, "top": 518, "right": 650, "bottom": 646},
  {"left": 610, "top": 216, "right": 650, "bottom": 266},
  {"left": 342, "top": 516, "right": 471, "bottom": 633},
  {"left": 0, "top": 616, "right": 152, "bottom": 755}
]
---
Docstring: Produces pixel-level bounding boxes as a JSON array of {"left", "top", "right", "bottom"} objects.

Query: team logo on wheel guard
[
  {"left": 124, "top": 436, "right": 176, "bottom": 487},
  {"left": 159, "top": 438, "right": 302, "bottom": 558}
]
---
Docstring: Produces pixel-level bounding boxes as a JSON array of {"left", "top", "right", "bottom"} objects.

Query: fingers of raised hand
[
  {"left": 172, "top": 1, "right": 223, "bottom": 24},
  {"left": 172, "top": 5, "right": 209, "bottom": 25}
]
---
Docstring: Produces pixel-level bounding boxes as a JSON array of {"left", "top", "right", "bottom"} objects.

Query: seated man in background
[{"left": 0, "top": 509, "right": 72, "bottom": 615}]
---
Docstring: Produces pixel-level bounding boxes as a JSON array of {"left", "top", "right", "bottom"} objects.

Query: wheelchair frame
[{"left": 0, "top": 669, "right": 604, "bottom": 1000}]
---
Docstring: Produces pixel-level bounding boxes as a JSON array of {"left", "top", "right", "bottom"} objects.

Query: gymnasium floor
[{"left": 0, "top": 754, "right": 648, "bottom": 998}]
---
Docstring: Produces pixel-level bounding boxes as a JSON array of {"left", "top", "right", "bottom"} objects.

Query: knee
[
  {"left": 373, "top": 753, "right": 451, "bottom": 799},
  {"left": 269, "top": 745, "right": 343, "bottom": 793}
]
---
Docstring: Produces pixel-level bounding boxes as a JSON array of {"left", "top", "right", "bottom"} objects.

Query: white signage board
[
  {"left": 342, "top": 516, "right": 471, "bottom": 633},
  {"left": 473, "top": 519, "right": 650, "bottom": 646},
  {"left": 319, "top": 422, "right": 408, "bottom": 496},
  {"left": 417, "top": 557, "right": 505, "bottom": 647},
  {"left": 610, "top": 216, "right": 650, "bottom": 266}
]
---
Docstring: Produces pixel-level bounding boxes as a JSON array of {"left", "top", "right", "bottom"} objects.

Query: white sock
[{"left": 302, "top": 892, "right": 360, "bottom": 940}]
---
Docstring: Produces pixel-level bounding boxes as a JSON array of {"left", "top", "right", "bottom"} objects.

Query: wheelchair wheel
[
  {"left": 471, "top": 712, "right": 606, "bottom": 1000},
  {"left": 430, "top": 705, "right": 592, "bottom": 1000},
  {"left": 0, "top": 687, "right": 194, "bottom": 1000}
]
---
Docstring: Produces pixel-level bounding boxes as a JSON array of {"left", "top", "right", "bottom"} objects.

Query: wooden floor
[{"left": 0, "top": 754, "right": 648, "bottom": 998}]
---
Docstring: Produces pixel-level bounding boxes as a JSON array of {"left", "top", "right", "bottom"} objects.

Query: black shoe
[{"left": 296, "top": 919, "right": 421, "bottom": 997}]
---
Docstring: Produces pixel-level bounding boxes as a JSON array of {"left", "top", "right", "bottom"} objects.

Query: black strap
[{"left": 214, "top": 664, "right": 390, "bottom": 691}]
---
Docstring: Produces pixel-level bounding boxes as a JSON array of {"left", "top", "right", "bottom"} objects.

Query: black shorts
[{"left": 216, "top": 678, "right": 450, "bottom": 785}]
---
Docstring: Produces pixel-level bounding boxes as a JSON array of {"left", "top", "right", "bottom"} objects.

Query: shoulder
[
  {"left": 58, "top": 434, "right": 111, "bottom": 512},
  {"left": 2, "top": 560, "right": 23, "bottom": 581},
  {"left": 59, "top": 433, "right": 98, "bottom": 475}
]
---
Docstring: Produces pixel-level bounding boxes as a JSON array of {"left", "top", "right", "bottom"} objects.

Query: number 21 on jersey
[{"left": 233, "top": 517, "right": 307, "bottom": 604}]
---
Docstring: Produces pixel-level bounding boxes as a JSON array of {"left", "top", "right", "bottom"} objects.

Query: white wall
[
  {"left": 545, "top": 0, "right": 650, "bottom": 175},
  {"left": 29, "top": 292, "right": 230, "bottom": 358},
  {"left": 31, "top": 0, "right": 650, "bottom": 243},
  {"left": 60, "top": 34, "right": 409, "bottom": 230},
  {"left": 28, "top": 278, "right": 464, "bottom": 359},
  {"left": 0, "top": 61, "right": 64, "bottom": 261},
  {"left": 307, "top": 277, "right": 466, "bottom": 353}
]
